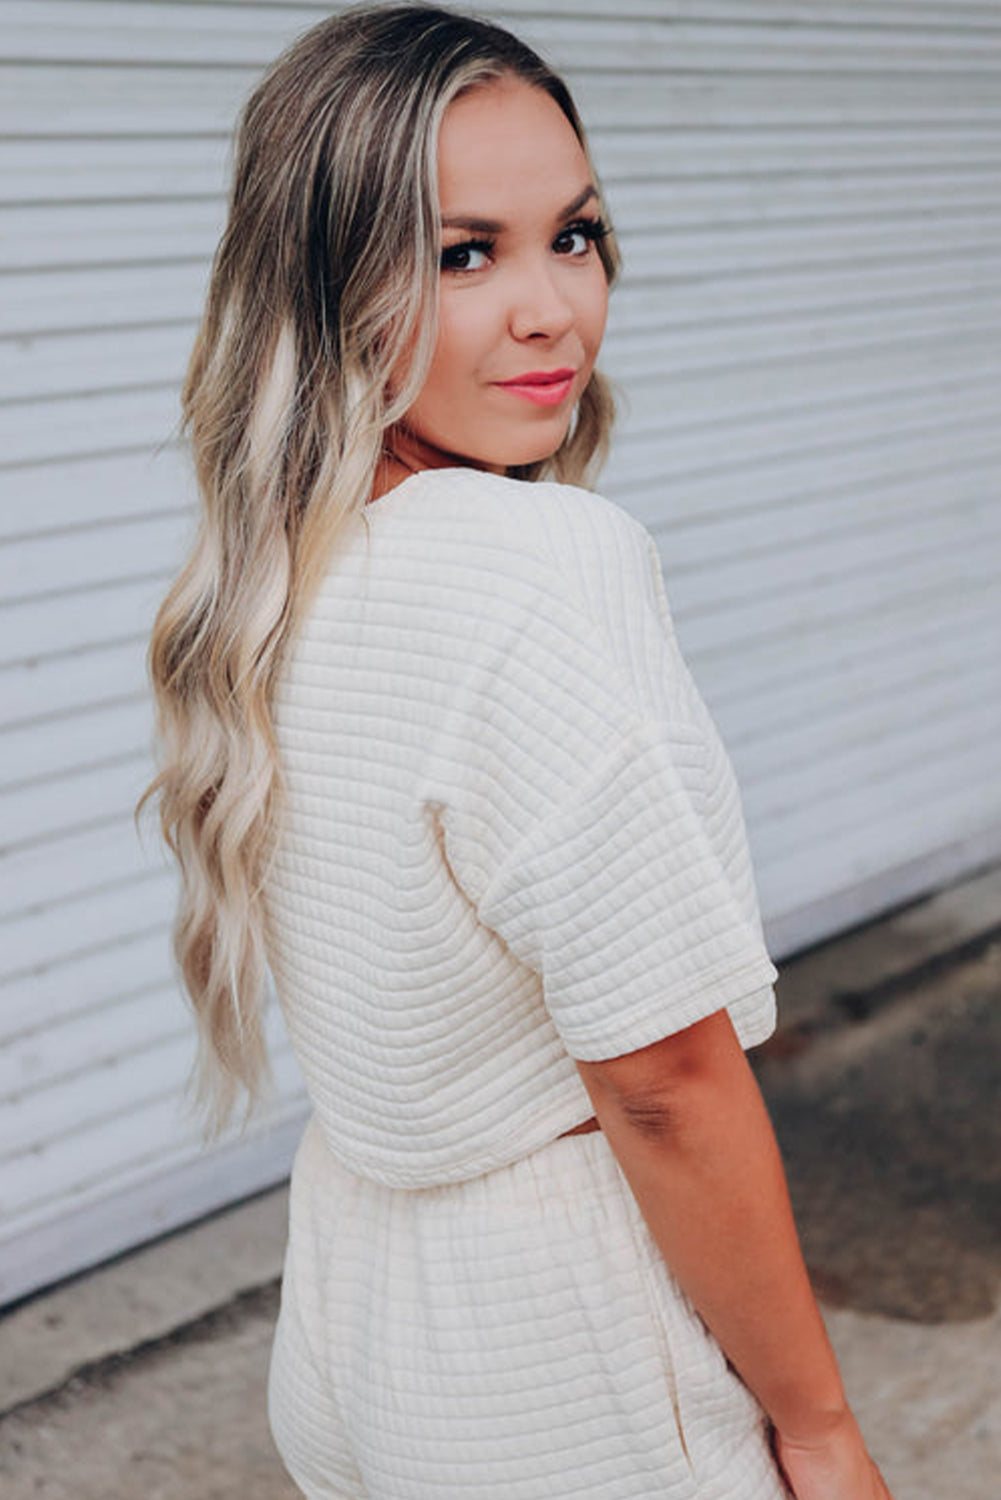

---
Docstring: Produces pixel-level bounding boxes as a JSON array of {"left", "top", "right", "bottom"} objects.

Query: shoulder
[
  {"left": 483, "top": 468, "right": 647, "bottom": 548},
  {"left": 390, "top": 465, "right": 640, "bottom": 535},
  {"left": 390, "top": 467, "right": 660, "bottom": 617},
  {"left": 529, "top": 478, "right": 669, "bottom": 631}
]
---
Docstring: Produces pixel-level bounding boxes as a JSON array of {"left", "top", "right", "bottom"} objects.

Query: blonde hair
[{"left": 136, "top": 3, "right": 621, "bottom": 1137}]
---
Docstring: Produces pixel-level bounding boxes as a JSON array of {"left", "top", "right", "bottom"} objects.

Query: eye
[
  {"left": 440, "top": 239, "right": 493, "bottom": 273},
  {"left": 553, "top": 218, "right": 608, "bottom": 257}
]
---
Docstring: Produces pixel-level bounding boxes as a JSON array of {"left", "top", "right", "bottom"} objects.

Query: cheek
[
  {"left": 580, "top": 270, "right": 610, "bottom": 352},
  {"left": 429, "top": 291, "right": 497, "bottom": 392}
]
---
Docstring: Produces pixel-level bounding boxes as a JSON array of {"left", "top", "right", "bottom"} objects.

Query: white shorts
[{"left": 268, "top": 1115, "right": 789, "bottom": 1500}]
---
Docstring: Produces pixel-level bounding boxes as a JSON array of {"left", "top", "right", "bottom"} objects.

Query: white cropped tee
[{"left": 262, "top": 467, "right": 778, "bottom": 1189}]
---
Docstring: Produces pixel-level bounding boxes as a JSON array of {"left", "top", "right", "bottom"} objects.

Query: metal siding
[{"left": 1, "top": 0, "right": 999, "bottom": 1303}]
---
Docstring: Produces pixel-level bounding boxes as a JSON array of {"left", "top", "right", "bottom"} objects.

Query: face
[{"left": 389, "top": 74, "right": 610, "bottom": 475}]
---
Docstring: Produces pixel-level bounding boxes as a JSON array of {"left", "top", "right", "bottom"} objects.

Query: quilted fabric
[
  {"left": 263, "top": 467, "right": 777, "bottom": 1190},
  {"left": 262, "top": 468, "right": 786, "bottom": 1498},
  {"left": 268, "top": 1116, "right": 789, "bottom": 1500}
]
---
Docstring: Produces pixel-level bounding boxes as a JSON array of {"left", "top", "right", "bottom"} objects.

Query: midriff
[{"left": 558, "top": 1115, "right": 601, "bottom": 1138}]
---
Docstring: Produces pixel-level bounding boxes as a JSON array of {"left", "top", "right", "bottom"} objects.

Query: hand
[{"left": 772, "top": 1408, "right": 896, "bottom": 1500}]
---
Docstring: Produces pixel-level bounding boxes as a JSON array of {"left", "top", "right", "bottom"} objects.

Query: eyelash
[{"left": 440, "top": 216, "right": 609, "bottom": 273}]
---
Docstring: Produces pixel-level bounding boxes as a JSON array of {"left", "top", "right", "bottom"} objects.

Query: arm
[{"left": 574, "top": 1007, "right": 895, "bottom": 1500}]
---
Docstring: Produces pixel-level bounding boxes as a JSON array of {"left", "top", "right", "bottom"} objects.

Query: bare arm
[{"left": 574, "top": 1007, "right": 894, "bottom": 1500}]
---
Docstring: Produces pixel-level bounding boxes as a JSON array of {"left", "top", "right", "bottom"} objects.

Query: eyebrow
[{"left": 441, "top": 185, "right": 598, "bottom": 235}]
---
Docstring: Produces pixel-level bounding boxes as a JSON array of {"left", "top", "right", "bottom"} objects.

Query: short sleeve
[
  {"left": 423, "top": 488, "right": 777, "bottom": 1057},
  {"left": 473, "top": 714, "right": 777, "bottom": 1058}
]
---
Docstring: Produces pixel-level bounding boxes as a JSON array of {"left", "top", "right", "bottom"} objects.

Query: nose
[{"left": 508, "top": 254, "right": 575, "bottom": 342}]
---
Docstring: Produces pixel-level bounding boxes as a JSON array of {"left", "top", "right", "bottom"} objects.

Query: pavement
[{"left": 0, "top": 863, "right": 999, "bottom": 1499}]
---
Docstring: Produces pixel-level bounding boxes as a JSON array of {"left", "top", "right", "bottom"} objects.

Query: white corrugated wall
[{"left": 2, "top": 0, "right": 999, "bottom": 1305}]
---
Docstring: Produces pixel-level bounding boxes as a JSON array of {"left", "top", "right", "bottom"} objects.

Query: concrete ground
[{"left": 1, "top": 865, "right": 999, "bottom": 1499}]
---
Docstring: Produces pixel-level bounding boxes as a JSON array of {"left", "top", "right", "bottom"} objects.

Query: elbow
[
  {"left": 617, "top": 1091, "right": 680, "bottom": 1144},
  {"left": 576, "top": 1006, "right": 745, "bottom": 1144},
  {"left": 615, "top": 1066, "right": 742, "bottom": 1149}
]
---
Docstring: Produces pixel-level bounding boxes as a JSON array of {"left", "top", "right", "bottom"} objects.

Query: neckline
[
  {"left": 363, "top": 465, "right": 430, "bottom": 513},
  {"left": 362, "top": 464, "right": 504, "bottom": 515}
]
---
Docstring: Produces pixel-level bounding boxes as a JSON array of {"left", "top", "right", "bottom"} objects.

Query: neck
[{"left": 369, "top": 426, "right": 505, "bottom": 503}]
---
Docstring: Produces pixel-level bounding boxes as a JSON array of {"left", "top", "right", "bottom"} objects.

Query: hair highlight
[{"left": 137, "top": 4, "right": 621, "bottom": 1138}]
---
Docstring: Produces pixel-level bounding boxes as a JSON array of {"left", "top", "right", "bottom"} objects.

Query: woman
[{"left": 139, "top": 6, "right": 895, "bottom": 1498}]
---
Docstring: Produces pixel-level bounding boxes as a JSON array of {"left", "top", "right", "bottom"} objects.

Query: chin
[
  {"left": 494, "top": 424, "right": 572, "bottom": 471},
  {"left": 514, "top": 442, "right": 566, "bottom": 469},
  {"left": 430, "top": 415, "right": 572, "bottom": 473}
]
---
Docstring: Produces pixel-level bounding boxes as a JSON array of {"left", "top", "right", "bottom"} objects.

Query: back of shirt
[{"left": 262, "top": 467, "right": 777, "bottom": 1188}]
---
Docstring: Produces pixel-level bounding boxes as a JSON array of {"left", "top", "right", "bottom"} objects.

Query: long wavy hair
[{"left": 136, "top": 2, "right": 621, "bottom": 1138}]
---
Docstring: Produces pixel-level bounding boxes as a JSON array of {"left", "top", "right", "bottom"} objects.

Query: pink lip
[{"left": 494, "top": 368, "right": 576, "bottom": 407}]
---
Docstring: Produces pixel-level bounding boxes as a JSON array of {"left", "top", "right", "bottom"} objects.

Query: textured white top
[{"left": 263, "top": 467, "right": 777, "bottom": 1188}]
